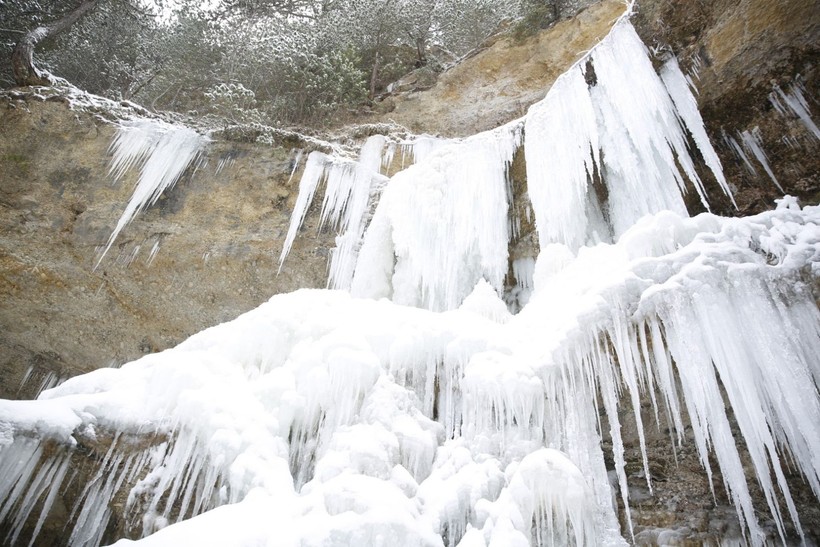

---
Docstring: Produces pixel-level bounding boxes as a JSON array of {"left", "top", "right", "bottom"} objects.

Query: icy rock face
[{"left": 1, "top": 14, "right": 820, "bottom": 547}]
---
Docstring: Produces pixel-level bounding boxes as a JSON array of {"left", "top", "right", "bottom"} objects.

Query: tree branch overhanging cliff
[{"left": 11, "top": 0, "right": 101, "bottom": 86}]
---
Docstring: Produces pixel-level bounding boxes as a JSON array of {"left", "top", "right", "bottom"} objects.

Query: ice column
[
  {"left": 525, "top": 21, "right": 732, "bottom": 251},
  {"left": 351, "top": 123, "right": 522, "bottom": 311}
]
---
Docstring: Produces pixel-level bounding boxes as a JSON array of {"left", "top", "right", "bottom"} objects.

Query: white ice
[
  {"left": 769, "top": 79, "right": 820, "bottom": 140},
  {"left": 2, "top": 202, "right": 818, "bottom": 546},
  {"left": 524, "top": 21, "right": 733, "bottom": 253},
  {"left": 351, "top": 123, "right": 522, "bottom": 311},
  {"left": 738, "top": 127, "right": 783, "bottom": 191},
  {"left": 99, "top": 120, "right": 208, "bottom": 266}
]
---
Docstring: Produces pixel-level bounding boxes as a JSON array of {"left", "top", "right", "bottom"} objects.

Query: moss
[{"left": 2, "top": 152, "right": 31, "bottom": 171}]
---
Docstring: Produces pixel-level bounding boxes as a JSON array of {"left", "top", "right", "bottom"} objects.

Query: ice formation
[
  {"left": 525, "top": 24, "right": 737, "bottom": 252},
  {"left": 770, "top": 78, "right": 820, "bottom": 141},
  {"left": 285, "top": 21, "right": 735, "bottom": 309},
  {"left": 278, "top": 133, "right": 449, "bottom": 293},
  {"left": 98, "top": 119, "right": 208, "bottom": 266},
  {"left": 737, "top": 128, "right": 783, "bottom": 191},
  {"left": 351, "top": 123, "right": 522, "bottom": 311},
  {"left": 2, "top": 201, "right": 819, "bottom": 546},
  {"left": 721, "top": 90, "right": 815, "bottom": 192},
  {"left": 2, "top": 12, "right": 820, "bottom": 547},
  {"left": 278, "top": 135, "right": 390, "bottom": 290}
]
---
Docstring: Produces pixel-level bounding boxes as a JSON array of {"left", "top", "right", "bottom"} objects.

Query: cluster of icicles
[
  {"left": 1, "top": 13, "right": 819, "bottom": 547},
  {"left": 97, "top": 119, "right": 208, "bottom": 267}
]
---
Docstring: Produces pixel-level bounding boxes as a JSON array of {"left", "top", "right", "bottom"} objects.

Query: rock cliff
[{"left": 0, "top": 97, "right": 336, "bottom": 400}]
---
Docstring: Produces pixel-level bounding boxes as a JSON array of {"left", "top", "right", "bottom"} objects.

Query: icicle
[
  {"left": 98, "top": 120, "right": 207, "bottom": 267},
  {"left": 723, "top": 131, "right": 759, "bottom": 177},
  {"left": 525, "top": 66, "right": 603, "bottom": 251},
  {"left": 107, "top": 120, "right": 159, "bottom": 183},
  {"left": 660, "top": 56, "right": 735, "bottom": 206},
  {"left": 461, "top": 350, "right": 545, "bottom": 455},
  {"left": 278, "top": 136, "right": 389, "bottom": 287},
  {"left": 287, "top": 149, "right": 304, "bottom": 183},
  {"left": 511, "top": 258, "right": 535, "bottom": 294},
  {"left": 738, "top": 128, "right": 783, "bottom": 191},
  {"left": 408, "top": 135, "right": 446, "bottom": 164},
  {"left": 415, "top": 442, "right": 504, "bottom": 546},
  {"left": 589, "top": 22, "right": 706, "bottom": 233},
  {"left": 18, "top": 366, "right": 34, "bottom": 391},
  {"left": 324, "top": 137, "right": 390, "bottom": 290},
  {"left": 477, "top": 449, "right": 600, "bottom": 546},
  {"left": 0, "top": 438, "right": 46, "bottom": 542},
  {"left": 3, "top": 6, "right": 820, "bottom": 547},
  {"left": 351, "top": 123, "right": 522, "bottom": 311},
  {"left": 2, "top": 202, "right": 819, "bottom": 545},
  {"left": 505, "top": 257, "right": 536, "bottom": 313},
  {"left": 769, "top": 79, "right": 820, "bottom": 140},
  {"left": 524, "top": 22, "right": 730, "bottom": 251},
  {"left": 278, "top": 150, "right": 327, "bottom": 271},
  {"left": 26, "top": 454, "right": 70, "bottom": 547},
  {"left": 381, "top": 141, "right": 397, "bottom": 173}
]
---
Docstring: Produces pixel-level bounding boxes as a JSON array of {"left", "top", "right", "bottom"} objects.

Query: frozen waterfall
[
  {"left": 1, "top": 13, "right": 819, "bottom": 547},
  {"left": 281, "top": 23, "right": 735, "bottom": 310}
]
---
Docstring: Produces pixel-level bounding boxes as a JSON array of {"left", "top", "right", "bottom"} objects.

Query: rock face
[
  {"left": 633, "top": 0, "right": 820, "bottom": 217},
  {"left": 0, "top": 0, "right": 818, "bottom": 545},
  {"left": 371, "top": 0, "right": 626, "bottom": 137},
  {"left": 0, "top": 96, "right": 335, "bottom": 400}
]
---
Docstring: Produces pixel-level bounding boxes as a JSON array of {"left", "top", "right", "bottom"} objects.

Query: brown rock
[{"left": 0, "top": 96, "right": 335, "bottom": 400}]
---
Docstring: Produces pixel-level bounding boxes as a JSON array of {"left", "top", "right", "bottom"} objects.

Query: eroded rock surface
[
  {"left": 0, "top": 97, "right": 335, "bottom": 400},
  {"left": 370, "top": 0, "right": 626, "bottom": 137}
]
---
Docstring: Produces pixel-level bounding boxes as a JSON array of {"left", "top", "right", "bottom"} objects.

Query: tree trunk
[
  {"left": 415, "top": 37, "right": 427, "bottom": 67},
  {"left": 11, "top": 0, "right": 100, "bottom": 86},
  {"left": 369, "top": 52, "right": 380, "bottom": 100}
]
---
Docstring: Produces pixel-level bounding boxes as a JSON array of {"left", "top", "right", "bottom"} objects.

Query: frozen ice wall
[
  {"left": 1, "top": 202, "right": 818, "bottom": 546},
  {"left": 283, "top": 20, "right": 736, "bottom": 311},
  {"left": 2, "top": 12, "right": 820, "bottom": 547}
]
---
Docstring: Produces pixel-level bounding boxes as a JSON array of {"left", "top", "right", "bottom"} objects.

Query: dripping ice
[
  {"left": 98, "top": 119, "right": 208, "bottom": 267},
  {"left": 769, "top": 77, "right": 820, "bottom": 141},
  {"left": 721, "top": 76, "right": 820, "bottom": 194},
  {"left": 0, "top": 14, "right": 819, "bottom": 547},
  {"left": 283, "top": 23, "right": 736, "bottom": 312},
  {"left": 3, "top": 201, "right": 818, "bottom": 546}
]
